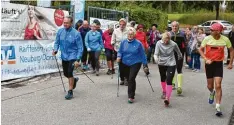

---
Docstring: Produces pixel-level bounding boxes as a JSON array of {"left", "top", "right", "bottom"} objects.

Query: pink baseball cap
[{"left": 210, "top": 23, "right": 223, "bottom": 31}]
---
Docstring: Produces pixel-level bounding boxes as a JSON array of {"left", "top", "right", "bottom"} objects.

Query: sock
[
  {"left": 216, "top": 104, "right": 220, "bottom": 109},
  {"left": 177, "top": 74, "right": 183, "bottom": 88},
  {"left": 166, "top": 85, "right": 172, "bottom": 100},
  {"left": 161, "top": 82, "right": 166, "bottom": 93},
  {"left": 172, "top": 75, "right": 176, "bottom": 85}
]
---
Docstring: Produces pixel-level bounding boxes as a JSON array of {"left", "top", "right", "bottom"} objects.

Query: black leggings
[
  {"left": 81, "top": 47, "right": 88, "bottom": 65},
  {"left": 158, "top": 65, "right": 176, "bottom": 85},
  {"left": 119, "top": 61, "right": 126, "bottom": 81},
  {"left": 174, "top": 51, "right": 184, "bottom": 74},
  {"left": 90, "top": 51, "right": 101, "bottom": 71},
  {"left": 122, "top": 63, "right": 142, "bottom": 99}
]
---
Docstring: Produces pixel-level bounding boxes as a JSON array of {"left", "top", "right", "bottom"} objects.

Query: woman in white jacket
[{"left": 111, "top": 18, "right": 129, "bottom": 85}]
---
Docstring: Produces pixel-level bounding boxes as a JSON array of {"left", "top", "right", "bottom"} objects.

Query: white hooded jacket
[{"left": 111, "top": 27, "right": 130, "bottom": 52}]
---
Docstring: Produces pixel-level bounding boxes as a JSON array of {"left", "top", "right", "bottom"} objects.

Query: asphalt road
[{"left": 2, "top": 60, "right": 234, "bottom": 125}]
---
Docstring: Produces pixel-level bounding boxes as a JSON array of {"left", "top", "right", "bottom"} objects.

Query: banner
[
  {"left": 1, "top": 3, "right": 69, "bottom": 40},
  {"left": 71, "top": 0, "right": 85, "bottom": 23},
  {"left": 89, "top": 17, "right": 119, "bottom": 31},
  {"left": 1, "top": 40, "right": 62, "bottom": 81}
]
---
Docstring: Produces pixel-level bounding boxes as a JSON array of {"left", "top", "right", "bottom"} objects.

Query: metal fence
[
  {"left": 87, "top": 6, "right": 129, "bottom": 67},
  {"left": 87, "top": 6, "right": 128, "bottom": 22}
]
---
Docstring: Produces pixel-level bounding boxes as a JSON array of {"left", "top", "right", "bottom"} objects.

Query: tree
[{"left": 215, "top": 1, "right": 220, "bottom": 20}]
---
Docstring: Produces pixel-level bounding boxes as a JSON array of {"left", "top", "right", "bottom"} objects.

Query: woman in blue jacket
[
  {"left": 85, "top": 23, "right": 104, "bottom": 76},
  {"left": 117, "top": 30, "right": 149, "bottom": 103}
]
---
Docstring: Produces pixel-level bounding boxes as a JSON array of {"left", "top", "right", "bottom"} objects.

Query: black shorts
[
  {"left": 205, "top": 61, "right": 223, "bottom": 79},
  {"left": 62, "top": 60, "right": 76, "bottom": 78},
  {"left": 105, "top": 48, "right": 117, "bottom": 61}
]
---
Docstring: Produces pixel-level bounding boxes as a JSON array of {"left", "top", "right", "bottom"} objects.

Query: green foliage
[
  {"left": 168, "top": 12, "right": 234, "bottom": 25},
  {"left": 117, "top": 4, "right": 168, "bottom": 32}
]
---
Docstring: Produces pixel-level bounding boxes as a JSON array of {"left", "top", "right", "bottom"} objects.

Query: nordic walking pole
[
  {"left": 54, "top": 56, "right": 66, "bottom": 92},
  {"left": 111, "top": 50, "right": 115, "bottom": 79},
  {"left": 117, "top": 63, "right": 120, "bottom": 97},
  {"left": 146, "top": 75, "right": 154, "bottom": 92},
  {"left": 74, "top": 67, "right": 95, "bottom": 83}
]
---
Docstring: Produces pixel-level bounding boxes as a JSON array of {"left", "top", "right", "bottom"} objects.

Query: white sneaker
[
  {"left": 215, "top": 106, "right": 223, "bottom": 117},
  {"left": 192, "top": 69, "right": 197, "bottom": 72},
  {"left": 185, "top": 64, "right": 189, "bottom": 68},
  {"left": 195, "top": 69, "right": 200, "bottom": 73}
]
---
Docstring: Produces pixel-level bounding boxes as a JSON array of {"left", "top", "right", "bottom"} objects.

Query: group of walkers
[{"left": 52, "top": 15, "right": 234, "bottom": 117}]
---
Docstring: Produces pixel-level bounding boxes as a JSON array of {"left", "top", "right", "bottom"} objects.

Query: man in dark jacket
[
  {"left": 169, "top": 21, "right": 186, "bottom": 94},
  {"left": 79, "top": 20, "right": 91, "bottom": 70},
  {"left": 226, "top": 25, "right": 234, "bottom": 64}
]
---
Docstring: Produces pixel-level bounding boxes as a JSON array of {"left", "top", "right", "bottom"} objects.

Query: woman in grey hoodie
[{"left": 154, "top": 32, "right": 182, "bottom": 106}]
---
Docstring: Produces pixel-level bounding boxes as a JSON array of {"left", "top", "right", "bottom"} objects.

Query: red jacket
[
  {"left": 135, "top": 31, "right": 148, "bottom": 49},
  {"left": 102, "top": 29, "right": 113, "bottom": 50}
]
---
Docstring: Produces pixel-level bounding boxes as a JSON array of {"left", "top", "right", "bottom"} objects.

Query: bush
[{"left": 117, "top": 5, "right": 168, "bottom": 32}]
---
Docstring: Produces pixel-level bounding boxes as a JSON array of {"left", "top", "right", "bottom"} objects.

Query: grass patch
[
  {"left": 168, "top": 14, "right": 188, "bottom": 21},
  {"left": 168, "top": 13, "right": 234, "bottom": 26}
]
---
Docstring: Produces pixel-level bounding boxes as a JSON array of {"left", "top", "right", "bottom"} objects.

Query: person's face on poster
[
  {"left": 28, "top": 6, "right": 35, "bottom": 18},
  {"left": 63, "top": 18, "right": 72, "bottom": 29}
]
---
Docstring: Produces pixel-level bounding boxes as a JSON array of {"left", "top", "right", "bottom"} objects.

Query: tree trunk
[
  {"left": 168, "top": 1, "right": 172, "bottom": 13},
  {"left": 215, "top": 1, "right": 219, "bottom": 20}
]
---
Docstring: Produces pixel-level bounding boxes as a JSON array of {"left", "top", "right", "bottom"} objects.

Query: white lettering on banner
[
  {"left": 38, "top": 64, "right": 57, "bottom": 70},
  {"left": 19, "top": 45, "right": 53, "bottom": 53},
  {"left": 20, "top": 55, "right": 42, "bottom": 63},
  {"left": 1, "top": 40, "right": 62, "bottom": 81},
  {"left": 1, "top": 64, "right": 57, "bottom": 76},
  {"left": 2, "top": 66, "right": 37, "bottom": 76},
  {"left": 20, "top": 54, "right": 56, "bottom": 63}
]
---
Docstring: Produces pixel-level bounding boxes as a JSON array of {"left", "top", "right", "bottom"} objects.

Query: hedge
[{"left": 117, "top": 5, "right": 168, "bottom": 32}]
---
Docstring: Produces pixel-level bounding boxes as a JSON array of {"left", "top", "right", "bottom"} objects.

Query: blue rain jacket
[
  {"left": 54, "top": 27, "right": 83, "bottom": 61},
  {"left": 117, "top": 38, "right": 147, "bottom": 66}
]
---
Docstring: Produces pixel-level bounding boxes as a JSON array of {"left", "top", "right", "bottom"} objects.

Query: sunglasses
[{"left": 210, "top": 29, "right": 218, "bottom": 32}]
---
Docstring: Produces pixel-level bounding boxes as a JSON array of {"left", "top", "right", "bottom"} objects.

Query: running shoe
[
  {"left": 96, "top": 71, "right": 99, "bottom": 76},
  {"left": 128, "top": 98, "right": 134, "bottom": 103},
  {"left": 65, "top": 90, "right": 73, "bottom": 100},
  {"left": 164, "top": 99, "right": 170, "bottom": 107},
  {"left": 177, "top": 87, "right": 182, "bottom": 95},
  {"left": 120, "top": 81, "right": 124, "bottom": 85},
  {"left": 106, "top": 69, "right": 112, "bottom": 75},
  {"left": 209, "top": 91, "right": 215, "bottom": 104},
  {"left": 215, "top": 106, "right": 223, "bottom": 117}
]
